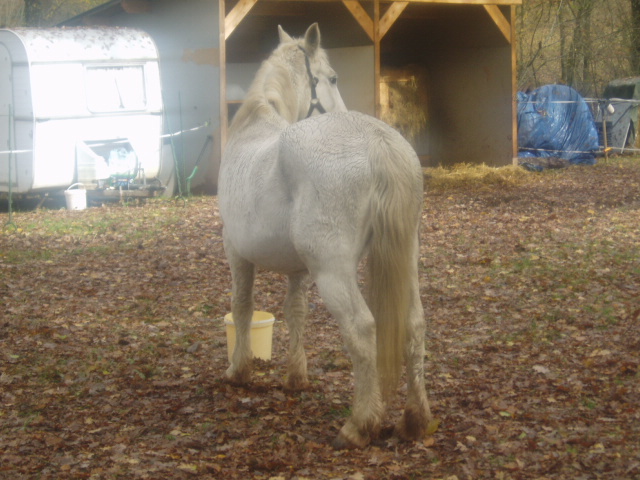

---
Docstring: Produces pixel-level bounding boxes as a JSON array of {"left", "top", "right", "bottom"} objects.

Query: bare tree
[
  {"left": 518, "top": 0, "right": 633, "bottom": 96},
  {"left": 562, "top": 0, "right": 596, "bottom": 93},
  {"left": 631, "top": 0, "right": 640, "bottom": 72},
  {"left": 517, "top": 0, "right": 555, "bottom": 89}
]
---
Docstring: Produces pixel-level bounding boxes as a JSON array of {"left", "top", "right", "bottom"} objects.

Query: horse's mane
[
  {"left": 229, "top": 39, "right": 329, "bottom": 135},
  {"left": 229, "top": 59, "right": 293, "bottom": 134},
  {"left": 229, "top": 44, "right": 299, "bottom": 134}
]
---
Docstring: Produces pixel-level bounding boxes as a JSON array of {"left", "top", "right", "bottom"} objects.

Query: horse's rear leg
[
  {"left": 224, "top": 244, "right": 255, "bottom": 384},
  {"left": 284, "top": 273, "right": 310, "bottom": 390},
  {"left": 396, "top": 246, "right": 432, "bottom": 440},
  {"left": 315, "top": 271, "right": 383, "bottom": 449}
]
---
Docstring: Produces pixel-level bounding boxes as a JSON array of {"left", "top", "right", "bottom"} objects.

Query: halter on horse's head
[
  {"left": 276, "top": 23, "right": 346, "bottom": 121},
  {"left": 298, "top": 45, "right": 327, "bottom": 117}
]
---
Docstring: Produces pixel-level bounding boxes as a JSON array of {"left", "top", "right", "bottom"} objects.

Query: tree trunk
[
  {"left": 631, "top": 0, "right": 640, "bottom": 73},
  {"left": 561, "top": 0, "right": 595, "bottom": 94}
]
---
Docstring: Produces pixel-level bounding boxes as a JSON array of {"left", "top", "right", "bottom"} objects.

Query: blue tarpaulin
[{"left": 517, "top": 85, "right": 599, "bottom": 165}]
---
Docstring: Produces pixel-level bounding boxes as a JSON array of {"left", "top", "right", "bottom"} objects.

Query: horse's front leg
[
  {"left": 284, "top": 273, "right": 310, "bottom": 390},
  {"left": 224, "top": 242, "right": 256, "bottom": 384}
]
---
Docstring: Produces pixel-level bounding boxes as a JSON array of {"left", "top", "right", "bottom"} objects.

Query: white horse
[{"left": 218, "top": 23, "right": 431, "bottom": 449}]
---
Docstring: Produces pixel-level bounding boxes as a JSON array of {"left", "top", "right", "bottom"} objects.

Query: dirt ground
[{"left": 1, "top": 158, "right": 639, "bottom": 479}]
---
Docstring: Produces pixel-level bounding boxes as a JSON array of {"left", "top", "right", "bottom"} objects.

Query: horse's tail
[{"left": 367, "top": 127, "right": 423, "bottom": 400}]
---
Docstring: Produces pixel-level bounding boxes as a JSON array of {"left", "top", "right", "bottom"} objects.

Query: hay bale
[
  {"left": 425, "top": 163, "right": 534, "bottom": 192},
  {"left": 380, "top": 67, "right": 428, "bottom": 143}
]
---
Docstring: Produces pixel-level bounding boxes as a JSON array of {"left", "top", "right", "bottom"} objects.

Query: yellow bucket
[{"left": 224, "top": 311, "right": 275, "bottom": 362}]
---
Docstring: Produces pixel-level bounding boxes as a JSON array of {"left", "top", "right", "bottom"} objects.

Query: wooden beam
[
  {"left": 121, "top": 0, "right": 151, "bottom": 13},
  {"left": 374, "top": 0, "right": 381, "bottom": 118},
  {"left": 220, "top": 0, "right": 229, "bottom": 149},
  {"left": 225, "top": 0, "right": 259, "bottom": 40},
  {"left": 510, "top": 5, "right": 518, "bottom": 164},
  {"left": 253, "top": 0, "right": 520, "bottom": 3},
  {"left": 342, "top": 1, "right": 374, "bottom": 41},
  {"left": 379, "top": 1, "right": 408, "bottom": 39},
  {"left": 484, "top": 5, "right": 511, "bottom": 43},
  {"left": 398, "top": 0, "right": 521, "bottom": 4},
  {"left": 244, "top": 3, "right": 307, "bottom": 16}
]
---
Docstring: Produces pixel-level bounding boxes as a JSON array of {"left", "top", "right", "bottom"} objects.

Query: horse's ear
[
  {"left": 278, "top": 25, "right": 293, "bottom": 44},
  {"left": 304, "top": 23, "right": 321, "bottom": 55}
]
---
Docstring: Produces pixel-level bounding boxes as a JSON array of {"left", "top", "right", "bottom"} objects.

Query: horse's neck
[
  {"left": 234, "top": 57, "right": 302, "bottom": 131},
  {"left": 229, "top": 98, "right": 290, "bottom": 141}
]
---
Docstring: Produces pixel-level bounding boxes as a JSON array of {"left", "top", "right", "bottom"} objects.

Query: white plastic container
[
  {"left": 64, "top": 183, "right": 86, "bottom": 210},
  {"left": 224, "top": 311, "right": 275, "bottom": 362}
]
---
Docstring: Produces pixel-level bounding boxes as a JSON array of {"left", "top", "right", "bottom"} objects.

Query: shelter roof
[{"left": 62, "top": 0, "right": 521, "bottom": 61}]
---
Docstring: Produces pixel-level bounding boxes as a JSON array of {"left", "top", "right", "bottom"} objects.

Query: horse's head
[{"left": 272, "top": 23, "right": 347, "bottom": 122}]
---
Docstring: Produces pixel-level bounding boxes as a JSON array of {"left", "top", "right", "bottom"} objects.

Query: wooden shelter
[
  {"left": 221, "top": 0, "right": 520, "bottom": 168},
  {"left": 63, "top": 0, "right": 521, "bottom": 192}
]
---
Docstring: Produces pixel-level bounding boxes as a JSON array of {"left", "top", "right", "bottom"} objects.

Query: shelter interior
[{"left": 224, "top": 0, "right": 517, "bottom": 167}]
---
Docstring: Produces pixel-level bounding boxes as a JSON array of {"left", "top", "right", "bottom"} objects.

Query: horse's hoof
[
  {"left": 284, "top": 374, "right": 309, "bottom": 391},
  {"left": 394, "top": 406, "right": 431, "bottom": 441},
  {"left": 332, "top": 425, "right": 370, "bottom": 449},
  {"left": 224, "top": 365, "right": 251, "bottom": 385}
]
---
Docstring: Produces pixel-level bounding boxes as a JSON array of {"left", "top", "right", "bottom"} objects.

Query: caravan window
[
  {"left": 31, "top": 64, "right": 86, "bottom": 117},
  {"left": 85, "top": 65, "right": 147, "bottom": 112}
]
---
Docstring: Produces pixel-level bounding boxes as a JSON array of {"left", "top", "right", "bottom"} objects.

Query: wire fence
[
  {"left": 2, "top": 99, "right": 640, "bottom": 159},
  {"left": 0, "top": 121, "right": 211, "bottom": 157}
]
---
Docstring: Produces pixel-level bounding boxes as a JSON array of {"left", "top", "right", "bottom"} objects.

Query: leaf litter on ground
[{"left": 1, "top": 157, "right": 639, "bottom": 479}]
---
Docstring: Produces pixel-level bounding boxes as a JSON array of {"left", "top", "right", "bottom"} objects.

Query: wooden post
[
  {"left": 341, "top": 0, "right": 411, "bottom": 118},
  {"left": 602, "top": 106, "right": 609, "bottom": 161},
  {"left": 121, "top": 0, "right": 151, "bottom": 14},
  {"left": 374, "top": 0, "right": 381, "bottom": 118},
  {"left": 511, "top": 5, "right": 518, "bottom": 164},
  {"left": 219, "top": 0, "right": 228, "bottom": 150}
]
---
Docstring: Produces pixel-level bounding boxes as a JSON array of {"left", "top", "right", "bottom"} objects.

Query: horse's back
[
  {"left": 278, "top": 111, "right": 423, "bottom": 272},
  {"left": 280, "top": 111, "right": 421, "bottom": 193}
]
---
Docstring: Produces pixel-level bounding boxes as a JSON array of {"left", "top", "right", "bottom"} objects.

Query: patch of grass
[
  {"left": 1, "top": 248, "right": 53, "bottom": 263},
  {"left": 329, "top": 405, "right": 352, "bottom": 419},
  {"left": 2, "top": 202, "right": 190, "bottom": 266},
  {"left": 582, "top": 397, "right": 598, "bottom": 410}
]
